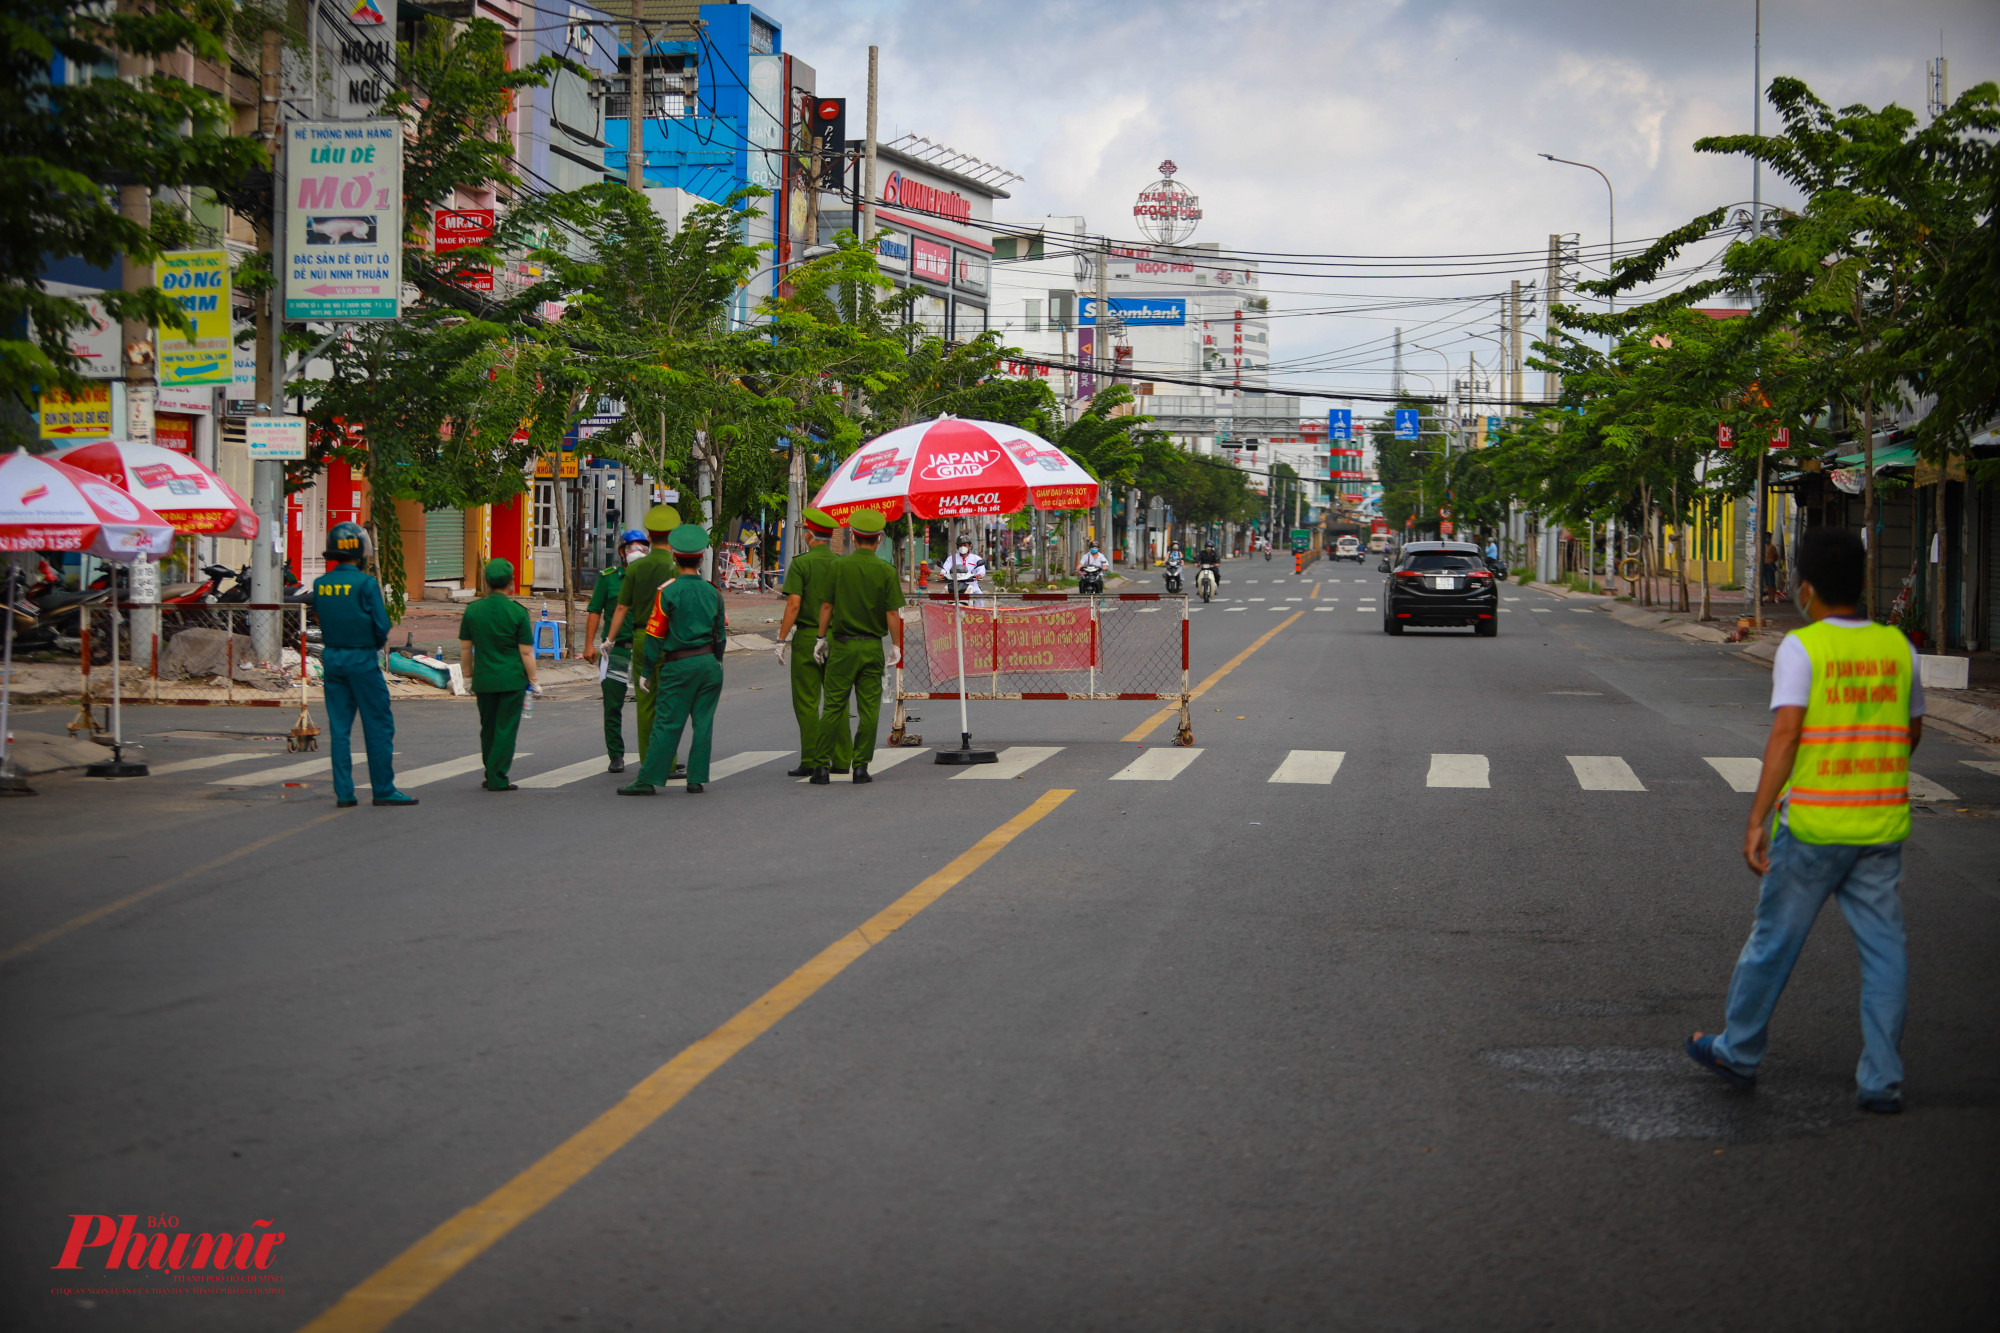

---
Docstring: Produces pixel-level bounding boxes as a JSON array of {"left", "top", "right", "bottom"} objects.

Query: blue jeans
[
  {"left": 1712, "top": 828, "right": 1907, "bottom": 1098},
  {"left": 321, "top": 647, "right": 397, "bottom": 801}
]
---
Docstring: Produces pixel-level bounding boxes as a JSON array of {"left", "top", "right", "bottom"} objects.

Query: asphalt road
[{"left": 3, "top": 556, "right": 1996, "bottom": 1331}]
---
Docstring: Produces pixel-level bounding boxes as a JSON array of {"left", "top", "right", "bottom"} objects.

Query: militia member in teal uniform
[
  {"left": 811, "top": 507, "right": 905, "bottom": 785},
  {"left": 457, "top": 558, "right": 537, "bottom": 791},
  {"left": 584, "top": 528, "right": 648, "bottom": 772},
  {"left": 311, "top": 522, "right": 417, "bottom": 808},
  {"left": 619, "top": 524, "right": 727, "bottom": 795},
  {"left": 776, "top": 507, "right": 850, "bottom": 777},
  {"left": 605, "top": 504, "right": 683, "bottom": 771}
]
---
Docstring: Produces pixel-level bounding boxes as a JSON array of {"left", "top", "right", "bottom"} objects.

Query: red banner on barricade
[{"left": 919, "top": 601, "right": 1095, "bottom": 675}]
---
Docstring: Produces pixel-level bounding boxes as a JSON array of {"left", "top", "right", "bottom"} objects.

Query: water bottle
[{"left": 522, "top": 685, "right": 534, "bottom": 718}]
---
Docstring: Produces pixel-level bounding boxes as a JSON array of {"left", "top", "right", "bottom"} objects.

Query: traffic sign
[
  {"left": 1328, "top": 408, "right": 1352, "bottom": 440},
  {"left": 1394, "top": 409, "right": 1419, "bottom": 440}
]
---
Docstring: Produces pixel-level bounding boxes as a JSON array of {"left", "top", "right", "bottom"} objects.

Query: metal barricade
[{"left": 894, "top": 591, "right": 1193, "bottom": 744}]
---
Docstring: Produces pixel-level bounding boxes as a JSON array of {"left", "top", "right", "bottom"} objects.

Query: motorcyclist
[
  {"left": 1077, "top": 541, "right": 1111, "bottom": 590},
  {"left": 1162, "top": 543, "right": 1185, "bottom": 592},
  {"left": 939, "top": 538, "right": 987, "bottom": 600},
  {"left": 1195, "top": 541, "right": 1221, "bottom": 594}
]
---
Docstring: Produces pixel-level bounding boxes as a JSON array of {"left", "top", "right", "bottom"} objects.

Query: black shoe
[
  {"left": 1858, "top": 1093, "right": 1903, "bottom": 1114},
  {"left": 685, "top": 781, "right": 704, "bottom": 794},
  {"left": 485, "top": 782, "right": 517, "bottom": 792},
  {"left": 851, "top": 764, "right": 872, "bottom": 784},
  {"left": 608, "top": 757, "right": 626, "bottom": 774},
  {"left": 670, "top": 764, "right": 687, "bottom": 779},
  {"left": 808, "top": 767, "right": 830, "bottom": 785},
  {"left": 786, "top": 765, "right": 814, "bottom": 777},
  {"left": 336, "top": 798, "right": 358, "bottom": 809}
]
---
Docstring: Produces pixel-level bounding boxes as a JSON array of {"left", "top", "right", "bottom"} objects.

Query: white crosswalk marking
[
  {"left": 1314, "top": 605, "right": 1335, "bottom": 612},
  {"left": 1705, "top": 757, "right": 1762, "bottom": 793},
  {"left": 1908, "top": 772, "right": 1957, "bottom": 802},
  {"left": 519, "top": 754, "right": 630, "bottom": 788},
  {"left": 1963, "top": 760, "right": 2000, "bottom": 776},
  {"left": 149, "top": 752, "right": 266, "bottom": 776},
  {"left": 212, "top": 754, "right": 367, "bottom": 785},
  {"left": 799, "top": 747, "right": 930, "bottom": 782},
  {"left": 401, "top": 752, "right": 520, "bottom": 789},
  {"left": 1567, "top": 755, "right": 1645, "bottom": 791},
  {"left": 1269, "top": 750, "right": 1344, "bottom": 783},
  {"left": 1111, "top": 747, "right": 1203, "bottom": 781},
  {"left": 1427, "top": 753, "right": 1489, "bottom": 788},
  {"left": 950, "top": 746, "right": 1063, "bottom": 780},
  {"left": 707, "top": 749, "right": 790, "bottom": 781}
]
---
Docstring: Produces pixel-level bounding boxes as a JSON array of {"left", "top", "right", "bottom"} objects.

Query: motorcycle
[
  {"left": 1077, "top": 569, "right": 1106, "bottom": 596},
  {"left": 1196, "top": 566, "right": 1218, "bottom": 602},
  {"left": 1163, "top": 564, "right": 1184, "bottom": 595},
  {"left": 1264, "top": 548, "right": 1273, "bottom": 562}
]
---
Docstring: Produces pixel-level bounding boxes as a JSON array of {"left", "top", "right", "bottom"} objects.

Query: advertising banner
[
  {"left": 920, "top": 602, "right": 1095, "bottom": 676},
  {"left": 285, "top": 119, "right": 403, "bottom": 320},
  {"left": 911, "top": 236, "right": 951, "bottom": 285},
  {"left": 873, "top": 227, "right": 910, "bottom": 274},
  {"left": 246, "top": 416, "right": 308, "bottom": 460},
  {"left": 38, "top": 384, "right": 113, "bottom": 440},
  {"left": 433, "top": 208, "right": 494, "bottom": 291},
  {"left": 156, "top": 249, "right": 233, "bottom": 386},
  {"left": 1079, "top": 297, "right": 1185, "bottom": 326}
]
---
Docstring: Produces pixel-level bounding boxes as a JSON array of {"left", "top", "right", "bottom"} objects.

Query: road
[{"left": 3, "top": 556, "right": 1997, "bottom": 1331}]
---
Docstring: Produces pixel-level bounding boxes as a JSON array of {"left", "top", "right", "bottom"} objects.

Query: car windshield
[{"left": 1402, "top": 552, "right": 1481, "bottom": 571}]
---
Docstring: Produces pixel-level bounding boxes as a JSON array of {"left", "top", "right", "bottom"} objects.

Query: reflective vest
[{"left": 1784, "top": 619, "right": 1913, "bottom": 845}]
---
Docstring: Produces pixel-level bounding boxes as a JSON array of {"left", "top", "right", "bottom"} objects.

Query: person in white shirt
[
  {"left": 1077, "top": 541, "right": 1111, "bottom": 579},
  {"left": 939, "top": 540, "right": 987, "bottom": 604}
]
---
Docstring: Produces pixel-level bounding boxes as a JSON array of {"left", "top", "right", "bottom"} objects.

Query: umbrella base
[
  {"left": 933, "top": 733, "right": 998, "bottom": 766},
  {"left": 86, "top": 748, "right": 149, "bottom": 779}
]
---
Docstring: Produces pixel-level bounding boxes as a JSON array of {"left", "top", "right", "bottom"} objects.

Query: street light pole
[{"left": 1538, "top": 153, "right": 1615, "bottom": 332}]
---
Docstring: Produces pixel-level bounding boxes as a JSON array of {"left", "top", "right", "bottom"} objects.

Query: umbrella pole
[
  {"left": 0, "top": 564, "right": 30, "bottom": 795},
  {"left": 933, "top": 566, "right": 996, "bottom": 766},
  {"left": 87, "top": 567, "right": 148, "bottom": 778}
]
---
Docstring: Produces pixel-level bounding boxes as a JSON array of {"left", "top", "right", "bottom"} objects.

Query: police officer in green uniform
[
  {"left": 310, "top": 521, "right": 417, "bottom": 808},
  {"left": 457, "top": 558, "right": 536, "bottom": 791},
  {"left": 811, "top": 508, "right": 905, "bottom": 785},
  {"left": 606, "top": 504, "right": 683, "bottom": 771},
  {"left": 584, "top": 528, "right": 647, "bottom": 772},
  {"left": 776, "top": 507, "right": 850, "bottom": 777},
  {"left": 618, "top": 524, "right": 726, "bottom": 795}
]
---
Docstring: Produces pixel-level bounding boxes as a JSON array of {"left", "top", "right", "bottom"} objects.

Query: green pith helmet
[
  {"left": 666, "top": 523, "right": 709, "bottom": 554},
  {"left": 325, "top": 520, "right": 372, "bottom": 562},
  {"left": 847, "top": 508, "right": 886, "bottom": 535},
  {"left": 643, "top": 503, "right": 682, "bottom": 535}
]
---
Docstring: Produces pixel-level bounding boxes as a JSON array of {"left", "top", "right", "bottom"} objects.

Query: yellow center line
[
  {"left": 0, "top": 809, "right": 347, "bottom": 965},
  {"left": 1311, "top": 581, "right": 1322, "bottom": 599},
  {"left": 1122, "top": 611, "right": 1306, "bottom": 744},
  {"left": 297, "top": 788, "right": 1077, "bottom": 1333}
]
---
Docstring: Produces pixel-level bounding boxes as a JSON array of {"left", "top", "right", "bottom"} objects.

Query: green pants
[
  {"left": 819, "top": 638, "right": 885, "bottom": 768},
  {"left": 475, "top": 688, "right": 524, "bottom": 788},
  {"left": 634, "top": 635, "right": 659, "bottom": 764},
  {"left": 601, "top": 646, "right": 631, "bottom": 760},
  {"left": 791, "top": 646, "right": 851, "bottom": 769},
  {"left": 634, "top": 653, "right": 723, "bottom": 786}
]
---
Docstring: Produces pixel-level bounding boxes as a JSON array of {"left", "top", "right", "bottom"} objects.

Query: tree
[{"left": 2, "top": 0, "right": 269, "bottom": 442}]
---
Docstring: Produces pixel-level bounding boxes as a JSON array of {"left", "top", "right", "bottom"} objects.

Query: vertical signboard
[
  {"left": 1394, "top": 408, "right": 1420, "bottom": 440},
  {"left": 1327, "top": 408, "right": 1351, "bottom": 440},
  {"left": 246, "top": 416, "right": 309, "bottom": 460},
  {"left": 155, "top": 249, "right": 233, "bottom": 386},
  {"left": 433, "top": 208, "right": 494, "bottom": 291},
  {"left": 285, "top": 119, "right": 403, "bottom": 321}
]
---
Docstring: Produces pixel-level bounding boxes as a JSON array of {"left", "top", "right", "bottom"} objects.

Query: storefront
[{"left": 861, "top": 141, "right": 1007, "bottom": 341}]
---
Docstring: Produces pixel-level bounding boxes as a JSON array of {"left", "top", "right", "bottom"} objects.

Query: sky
[{"left": 778, "top": 0, "right": 2000, "bottom": 407}]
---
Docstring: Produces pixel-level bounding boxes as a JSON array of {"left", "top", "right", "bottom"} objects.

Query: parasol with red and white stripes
[
  {"left": 811, "top": 417, "right": 1100, "bottom": 524},
  {"left": 52, "top": 438, "right": 258, "bottom": 539},
  {"left": 0, "top": 447, "right": 175, "bottom": 558}
]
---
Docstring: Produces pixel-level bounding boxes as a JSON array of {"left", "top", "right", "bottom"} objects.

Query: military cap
[
  {"left": 667, "top": 523, "right": 710, "bottom": 554},
  {"left": 484, "top": 558, "right": 514, "bottom": 586},
  {"left": 801, "top": 507, "right": 836, "bottom": 535},
  {"left": 643, "top": 503, "right": 682, "bottom": 534},
  {"left": 847, "top": 508, "right": 887, "bottom": 535}
]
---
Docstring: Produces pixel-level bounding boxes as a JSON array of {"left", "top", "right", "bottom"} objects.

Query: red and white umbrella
[
  {"left": 812, "top": 416, "right": 1100, "bottom": 523},
  {"left": 52, "top": 438, "right": 258, "bottom": 539},
  {"left": 0, "top": 447, "right": 175, "bottom": 559}
]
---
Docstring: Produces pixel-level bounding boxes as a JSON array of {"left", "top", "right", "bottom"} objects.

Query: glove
[
  {"left": 813, "top": 635, "right": 829, "bottom": 665},
  {"left": 886, "top": 641, "right": 901, "bottom": 669},
  {"left": 776, "top": 636, "right": 791, "bottom": 666}
]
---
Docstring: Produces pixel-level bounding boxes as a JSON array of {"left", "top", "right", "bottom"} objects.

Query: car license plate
[{"left": 1432, "top": 576, "right": 1459, "bottom": 590}]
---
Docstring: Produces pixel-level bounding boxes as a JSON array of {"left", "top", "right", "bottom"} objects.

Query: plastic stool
[{"left": 532, "top": 611, "right": 564, "bottom": 660}]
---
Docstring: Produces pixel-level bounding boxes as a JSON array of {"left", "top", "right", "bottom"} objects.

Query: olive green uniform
[
  {"left": 633, "top": 577, "right": 725, "bottom": 786},
  {"left": 818, "top": 550, "right": 906, "bottom": 767},
  {"left": 457, "top": 593, "right": 532, "bottom": 789},
  {"left": 617, "top": 549, "right": 680, "bottom": 763},
  {"left": 587, "top": 565, "right": 632, "bottom": 761},
  {"left": 782, "top": 542, "right": 849, "bottom": 770}
]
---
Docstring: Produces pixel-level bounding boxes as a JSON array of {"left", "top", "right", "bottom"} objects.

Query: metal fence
[
  {"left": 894, "top": 591, "right": 1192, "bottom": 742},
  {"left": 76, "top": 601, "right": 313, "bottom": 708}
]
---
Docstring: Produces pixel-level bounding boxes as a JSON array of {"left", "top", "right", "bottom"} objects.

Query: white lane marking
[
  {"left": 951, "top": 746, "right": 1063, "bottom": 780},
  {"left": 1531, "top": 608, "right": 1552, "bottom": 614},
  {"left": 1249, "top": 597, "right": 1267, "bottom": 602},
  {"left": 1908, "top": 772, "right": 1958, "bottom": 802},
  {"left": 1314, "top": 606, "right": 1336, "bottom": 612},
  {"left": 149, "top": 751, "right": 267, "bottom": 776},
  {"left": 1704, "top": 757, "right": 1762, "bottom": 793},
  {"left": 1245, "top": 579, "right": 1259, "bottom": 583},
  {"left": 1500, "top": 609, "right": 1513, "bottom": 613},
  {"left": 707, "top": 749, "right": 791, "bottom": 781},
  {"left": 1427, "top": 753, "right": 1490, "bottom": 788},
  {"left": 1285, "top": 597, "right": 1303, "bottom": 602},
  {"left": 401, "top": 752, "right": 521, "bottom": 789},
  {"left": 519, "top": 753, "right": 632, "bottom": 788},
  {"left": 1570, "top": 608, "right": 1594, "bottom": 613},
  {"left": 1503, "top": 597, "right": 1521, "bottom": 602},
  {"left": 1269, "top": 750, "right": 1344, "bottom": 783},
  {"left": 802, "top": 746, "right": 931, "bottom": 783},
  {"left": 1110, "top": 747, "right": 1204, "bottom": 781},
  {"left": 1567, "top": 755, "right": 1646, "bottom": 791},
  {"left": 1225, "top": 606, "right": 1246, "bottom": 612},
  {"left": 1963, "top": 760, "right": 2000, "bottom": 776}
]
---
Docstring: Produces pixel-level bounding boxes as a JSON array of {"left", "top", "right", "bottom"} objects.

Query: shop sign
[
  {"left": 911, "top": 236, "right": 951, "bottom": 284},
  {"left": 434, "top": 208, "right": 494, "bottom": 291},
  {"left": 881, "top": 170, "right": 971, "bottom": 223},
  {"left": 156, "top": 387, "right": 213, "bottom": 415},
  {"left": 953, "top": 250, "right": 988, "bottom": 294},
  {"left": 156, "top": 249, "right": 234, "bottom": 385},
  {"left": 1080, "top": 297, "right": 1184, "bottom": 327},
  {"left": 247, "top": 415, "right": 308, "bottom": 459},
  {"left": 155, "top": 414, "right": 197, "bottom": 455},
  {"left": 285, "top": 119, "right": 403, "bottom": 320},
  {"left": 37, "top": 296, "right": 120, "bottom": 378},
  {"left": 534, "top": 453, "right": 580, "bottom": 479},
  {"left": 38, "top": 384, "right": 113, "bottom": 440},
  {"left": 873, "top": 228, "right": 910, "bottom": 274}
]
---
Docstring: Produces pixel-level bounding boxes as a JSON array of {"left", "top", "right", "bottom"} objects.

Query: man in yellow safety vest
[{"left": 1686, "top": 527, "right": 1925, "bottom": 1114}]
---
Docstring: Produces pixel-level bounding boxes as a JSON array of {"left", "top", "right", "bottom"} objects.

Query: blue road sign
[
  {"left": 1328, "top": 409, "right": 1352, "bottom": 440},
  {"left": 1394, "top": 408, "right": 1420, "bottom": 440}
]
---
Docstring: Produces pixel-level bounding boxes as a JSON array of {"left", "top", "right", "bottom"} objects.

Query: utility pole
[
  {"left": 249, "top": 25, "right": 284, "bottom": 664},
  {"left": 1391, "top": 327, "right": 1403, "bottom": 399},
  {"left": 1095, "top": 231, "right": 1111, "bottom": 554},
  {"left": 1750, "top": 0, "right": 1766, "bottom": 627},
  {"left": 860, "top": 46, "right": 878, "bottom": 241},
  {"left": 1508, "top": 279, "right": 1524, "bottom": 409},
  {"left": 627, "top": 0, "right": 645, "bottom": 193},
  {"left": 1544, "top": 234, "right": 1563, "bottom": 402}
]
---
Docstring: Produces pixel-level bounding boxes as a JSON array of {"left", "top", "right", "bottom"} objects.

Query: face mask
[
  {"left": 1793, "top": 581, "right": 1811, "bottom": 617},
  {"left": 625, "top": 545, "right": 647, "bottom": 563},
  {"left": 958, "top": 546, "right": 970, "bottom": 555}
]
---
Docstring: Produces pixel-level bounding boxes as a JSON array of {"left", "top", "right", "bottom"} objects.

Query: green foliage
[{"left": 1, "top": 0, "right": 271, "bottom": 440}]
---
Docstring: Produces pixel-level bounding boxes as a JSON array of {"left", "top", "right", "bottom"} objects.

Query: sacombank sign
[{"left": 1079, "top": 297, "right": 1186, "bottom": 327}]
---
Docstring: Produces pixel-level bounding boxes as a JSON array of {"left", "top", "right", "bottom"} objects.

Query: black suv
[{"left": 1381, "top": 541, "right": 1499, "bottom": 636}]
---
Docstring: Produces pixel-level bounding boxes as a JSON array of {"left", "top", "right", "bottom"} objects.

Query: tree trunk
[
  {"left": 1862, "top": 395, "right": 1877, "bottom": 619},
  {"left": 1932, "top": 469, "right": 1946, "bottom": 650}
]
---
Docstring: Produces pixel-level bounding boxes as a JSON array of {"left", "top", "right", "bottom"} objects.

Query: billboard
[
  {"left": 285, "top": 119, "right": 403, "bottom": 320},
  {"left": 155, "top": 250, "right": 233, "bottom": 386},
  {"left": 1079, "top": 297, "right": 1186, "bottom": 326}
]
